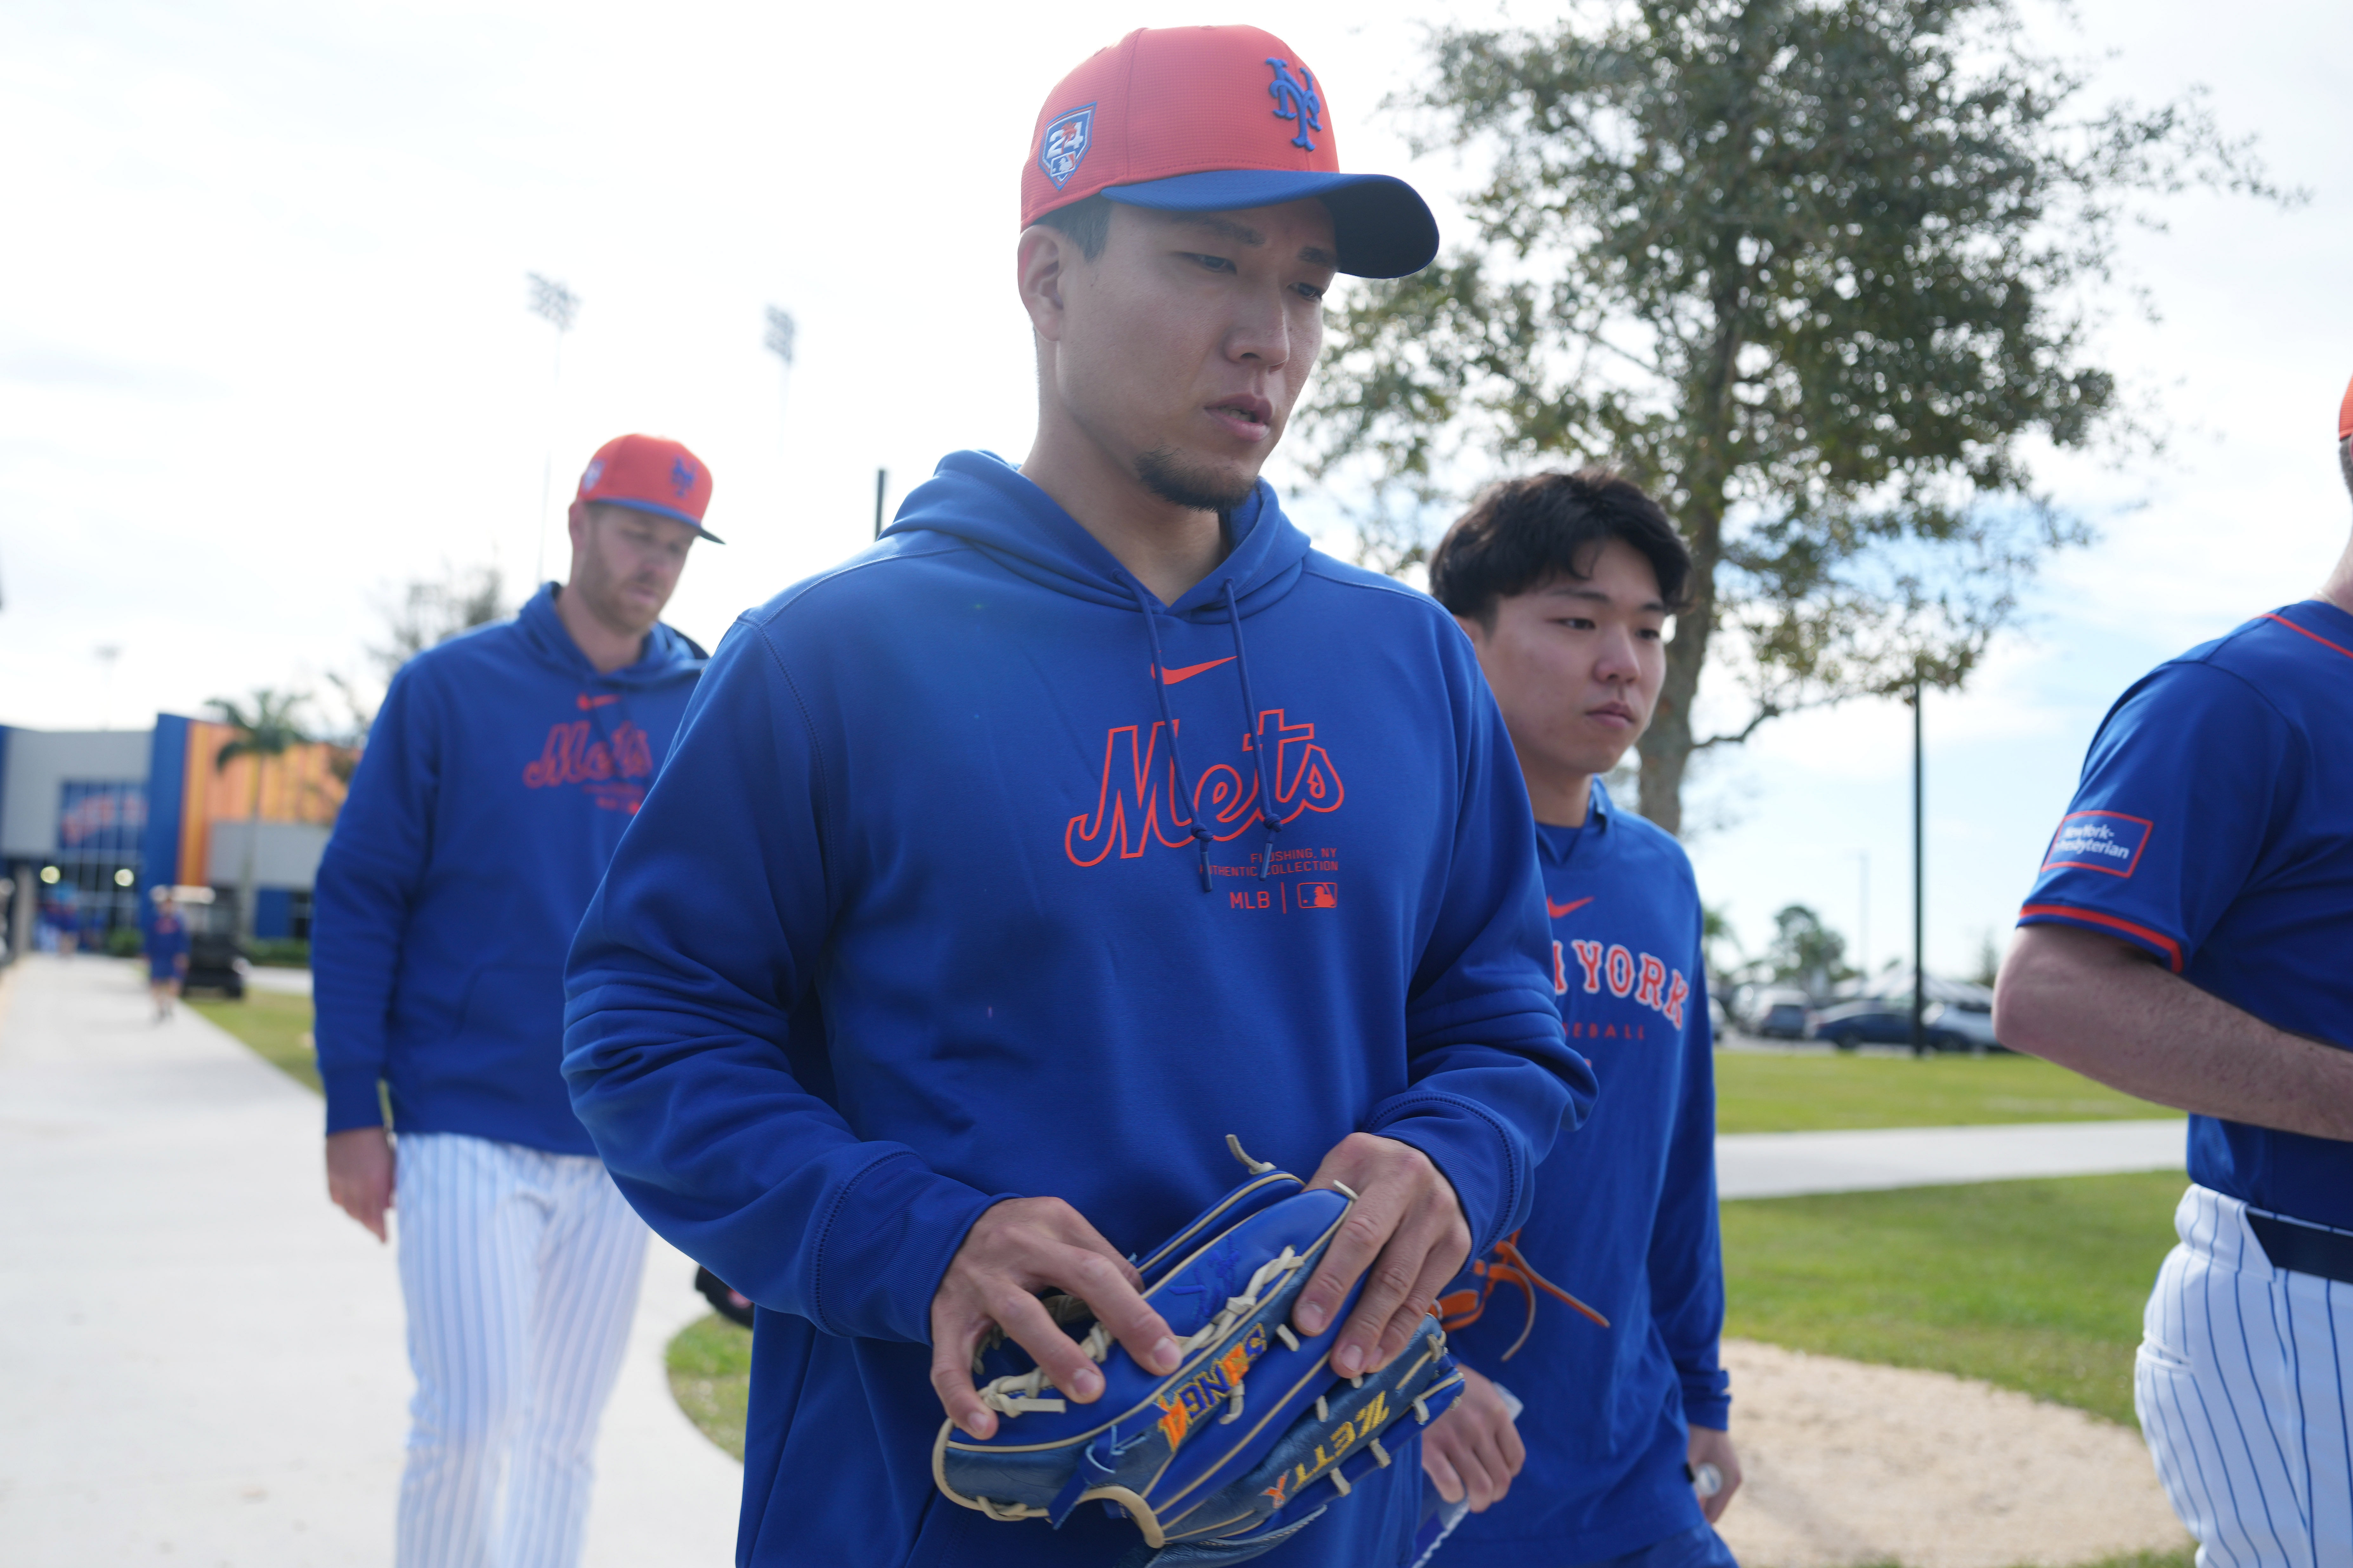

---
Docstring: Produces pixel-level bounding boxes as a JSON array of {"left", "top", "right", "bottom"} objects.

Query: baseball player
[
  {"left": 1995, "top": 377, "right": 2353, "bottom": 1565},
  {"left": 312, "top": 434, "right": 714, "bottom": 1568},
  {"left": 560, "top": 25, "right": 1595, "bottom": 1568},
  {"left": 146, "top": 886, "right": 190, "bottom": 1020},
  {"left": 1419, "top": 472, "right": 1740, "bottom": 1567}
]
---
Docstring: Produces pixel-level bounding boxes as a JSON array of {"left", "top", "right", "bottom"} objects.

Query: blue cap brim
[{"left": 1102, "top": 170, "right": 1438, "bottom": 279}]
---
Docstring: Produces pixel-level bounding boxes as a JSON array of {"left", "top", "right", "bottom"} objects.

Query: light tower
[{"left": 527, "top": 273, "right": 582, "bottom": 586}]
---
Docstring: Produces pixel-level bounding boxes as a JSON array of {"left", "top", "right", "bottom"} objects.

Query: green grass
[
  {"left": 1715, "top": 1049, "right": 2175, "bottom": 1133},
  {"left": 1722, "top": 1170, "right": 2184, "bottom": 1426},
  {"left": 187, "top": 987, "right": 321, "bottom": 1092},
  {"left": 667, "top": 1313, "right": 753, "bottom": 1461}
]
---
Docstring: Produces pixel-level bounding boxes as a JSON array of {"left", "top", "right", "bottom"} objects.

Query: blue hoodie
[
  {"left": 313, "top": 584, "right": 705, "bottom": 1153},
  {"left": 1446, "top": 783, "right": 1727, "bottom": 1563},
  {"left": 562, "top": 452, "right": 1596, "bottom": 1568}
]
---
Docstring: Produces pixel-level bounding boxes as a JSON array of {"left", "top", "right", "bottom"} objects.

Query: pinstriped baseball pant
[
  {"left": 394, "top": 1132, "right": 649, "bottom": 1568},
  {"left": 2136, "top": 1184, "right": 2353, "bottom": 1568}
]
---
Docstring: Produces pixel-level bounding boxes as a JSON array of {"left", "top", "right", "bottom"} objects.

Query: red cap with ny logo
[{"left": 1020, "top": 26, "right": 1439, "bottom": 280}]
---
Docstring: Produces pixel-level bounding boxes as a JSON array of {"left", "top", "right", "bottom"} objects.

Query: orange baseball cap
[
  {"left": 2339, "top": 372, "right": 2353, "bottom": 442},
  {"left": 1021, "top": 26, "right": 1439, "bottom": 279},
  {"left": 573, "top": 434, "right": 721, "bottom": 544}
]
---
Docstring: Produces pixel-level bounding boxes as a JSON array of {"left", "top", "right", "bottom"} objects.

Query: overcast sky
[{"left": 3, "top": 0, "right": 2348, "bottom": 975}]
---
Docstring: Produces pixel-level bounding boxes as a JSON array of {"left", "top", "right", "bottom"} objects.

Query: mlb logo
[
  {"left": 1299, "top": 882, "right": 1338, "bottom": 909},
  {"left": 1039, "top": 104, "right": 1095, "bottom": 190}
]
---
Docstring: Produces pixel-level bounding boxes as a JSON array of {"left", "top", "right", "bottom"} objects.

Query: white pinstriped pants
[
  {"left": 394, "top": 1132, "right": 649, "bottom": 1568},
  {"left": 2136, "top": 1184, "right": 2353, "bottom": 1568}
]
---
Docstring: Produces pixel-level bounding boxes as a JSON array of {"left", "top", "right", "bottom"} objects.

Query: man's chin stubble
[{"left": 1135, "top": 446, "right": 1259, "bottom": 515}]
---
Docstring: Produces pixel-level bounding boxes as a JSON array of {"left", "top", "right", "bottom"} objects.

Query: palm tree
[{"left": 208, "top": 690, "right": 309, "bottom": 940}]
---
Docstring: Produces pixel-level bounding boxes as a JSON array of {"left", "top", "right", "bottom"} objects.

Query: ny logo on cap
[
  {"left": 1265, "top": 59, "right": 1321, "bottom": 151},
  {"left": 1040, "top": 104, "right": 1096, "bottom": 190},
  {"left": 670, "top": 457, "right": 697, "bottom": 498}
]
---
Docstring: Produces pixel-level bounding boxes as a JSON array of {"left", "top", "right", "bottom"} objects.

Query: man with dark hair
[
  {"left": 1995, "top": 380, "right": 2353, "bottom": 1563},
  {"left": 560, "top": 25, "right": 1594, "bottom": 1568},
  {"left": 314, "top": 434, "right": 714, "bottom": 1568},
  {"left": 1420, "top": 469, "right": 1742, "bottom": 1568}
]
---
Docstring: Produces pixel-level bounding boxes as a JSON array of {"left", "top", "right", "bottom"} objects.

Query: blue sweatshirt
[
  {"left": 561, "top": 451, "right": 1595, "bottom": 1568},
  {"left": 1447, "top": 783, "right": 1728, "bottom": 1564},
  {"left": 313, "top": 585, "right": 704, "bottom": 1153}
]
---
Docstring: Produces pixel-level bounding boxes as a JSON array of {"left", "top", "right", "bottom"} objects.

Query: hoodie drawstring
[
  {"left": 1129, "top": 578, "right": 1218, "bottom": 892},
  {"left": 1223, "top": 580, "right": 1281, "bottom": 880},
  {"left": 1127, "top": 575, "right": 1284, "bottom": 894}
]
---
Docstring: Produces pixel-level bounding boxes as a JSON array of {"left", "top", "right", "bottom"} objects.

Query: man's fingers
[
  {"left": 1496, "top": 1403, "right": 1527, "bottom": 1474},
  {"left": 1055, "top": 1247, "right": 1180, "bottom": 1375},
  {"left": 989, "top": 1279, "right": 1112, "bottom": 1406},
  {"left": 1292, "top": 1189, "right": 1398, "bottom": 1351},
  {"left": 927, "top": 1325, "right": 994, "bottom": 1441},
  {"left": 1422, "top": 1443, "right": 1465, "bottom": 1505},
  {"left": 1466, "top": 1425, "right": 1513, "bottom": 1508},
  {"left": 1332, "top": 1209, "right": 1448, "bottom": 1375}
]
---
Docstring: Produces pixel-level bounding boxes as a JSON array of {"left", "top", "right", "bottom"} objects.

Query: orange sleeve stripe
[
  {"left": 2261, "top": 613, "right": 2353, "bottom": 663},
  {"left": 2018, "top": 903, "right": 2184, "bottom": 973}
]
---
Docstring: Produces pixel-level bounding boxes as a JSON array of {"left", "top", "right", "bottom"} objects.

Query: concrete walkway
[
  {"left": 1718, "top": 1117, "right": 2186, "bottom": 1200},
  {"left": 0, "top": 954, "right": 739, "bottom": 1567}
]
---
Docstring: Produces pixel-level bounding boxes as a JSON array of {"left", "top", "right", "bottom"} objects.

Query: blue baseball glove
[{"left": 932, "top": 1137, "right": 1467, "bottom": 1565}]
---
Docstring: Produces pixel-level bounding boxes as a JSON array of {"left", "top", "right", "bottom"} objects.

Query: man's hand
[
  {"left": 326, "top": 1126, "right": 395, "bottom": 1242},
  {"left": 1688, "top": 1424, "right": 1742, "bottom": 1524},
  {"left": 929, "top": 1196, "right": 1182, "bottom": 1441},
  {"left": 1292, "top": 1133, "right": 1471, "bottom": 1378},
  {"left": 1420, "top": 1365, "right": 1523, "bottom": 1511}
]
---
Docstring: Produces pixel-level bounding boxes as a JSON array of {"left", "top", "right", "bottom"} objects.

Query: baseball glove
[{"left": 933, "top": 1137, "right": 1466, "bottom": 1565}]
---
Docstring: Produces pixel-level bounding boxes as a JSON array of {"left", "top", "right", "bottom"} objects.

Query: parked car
[
  {"left": 1934, "top": 999, "right": 2004, "bottom": 1053},
  {"left": 1750, "top": 987, "right": 1813, "bottom": 1040},
  {"left": 1807, "top": 997, "right": 1969, "bottom": 1052}
]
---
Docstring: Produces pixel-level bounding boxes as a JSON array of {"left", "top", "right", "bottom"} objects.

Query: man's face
[
  {"left": 570, "top": 505, "right": 698, "bottom": 636},
  {"left": 1459, "top": 538, "right": 1671, "bottom": 798},
  {"left": 1043, "top": 199, "right": 1338, "bottom": 511}
]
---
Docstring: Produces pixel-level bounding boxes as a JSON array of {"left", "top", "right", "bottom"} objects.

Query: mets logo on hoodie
[
  {"left": 1065, "top": 707, "right": 1343, "bottom": 867},
  {"left": 524, "top": 695, "right": 655, "bottom": 813}
]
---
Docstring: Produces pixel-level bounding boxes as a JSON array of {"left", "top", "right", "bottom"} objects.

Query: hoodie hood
[
  {"left": 883, "top": 451, "right": 1313, "bottom": 620},
  {"left": 514, "top": 581, "right": 707, "bottom": 686},
  {"left": 886, "top": 451, "right": 1321, "bottom": 888}
]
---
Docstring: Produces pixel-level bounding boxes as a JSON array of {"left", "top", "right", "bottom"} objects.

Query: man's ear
[
  {"left": 1016, "top": 225, "right": 1075, "bottom": 343},
  {"left": 1452, "top": 612, "right": 1488, "bottom": 649}
]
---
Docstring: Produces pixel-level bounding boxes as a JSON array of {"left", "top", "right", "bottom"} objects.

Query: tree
[
  {"left": 1766, "top": 902, "right": 1852, "bottom": 995},
  {"left": 369, "top": 563, "right": 506, "bottom": 684},
  {"left": 1305, "top": 0, "right": 2286, "bottom": 833},
  {"left": 207, "top": 690, "right": 310, "bottom": 940},
  {"left": 320, "top": 563, "right": 508, "bottom": 778}
]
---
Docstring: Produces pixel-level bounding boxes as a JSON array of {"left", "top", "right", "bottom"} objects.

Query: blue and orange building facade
[{"left": 0, "top": 715, "right": 350, "bottom": 954}]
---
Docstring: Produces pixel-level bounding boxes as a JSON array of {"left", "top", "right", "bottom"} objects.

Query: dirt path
[{"left": 1713, "top": 1340, "right": 2192, "bottom": 1568}]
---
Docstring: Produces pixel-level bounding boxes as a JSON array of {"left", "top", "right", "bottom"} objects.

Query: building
[{"left": 0, "top": 716, "right": 350, "bottom": 957}]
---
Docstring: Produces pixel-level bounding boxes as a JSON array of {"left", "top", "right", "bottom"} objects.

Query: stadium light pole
[
  {"left": 875, "top": 469, "right": 889, "bottom": 539},
  {"left": 1852, "top": 848, "right": 1869, "bottom": 981},
  {"left": 527, "top": 273, "right": 582, "bottom": 588},
  {"left": 764, "top": 305, "right": 797, "bottom": 410},
  {"left": 1910, "top": 669, "right": 1927, "bottom": 1057}
]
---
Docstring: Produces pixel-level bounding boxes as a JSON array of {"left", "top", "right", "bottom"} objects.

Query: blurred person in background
[
  {"left": 311, "top": 434, "right": 716, "bottom": 1568},
  {"left": 1997, "top": 376, "right": 2353, "bottom": 1565},
  {"left": 146, "top": 887, "right": 189, "bottom": 1021}
]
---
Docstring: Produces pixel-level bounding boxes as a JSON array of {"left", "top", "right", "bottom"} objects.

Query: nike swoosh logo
[
  {"left": 577, "top": 694, "right": 619, "bottom": 710},
  {"left": 1547, "top": 896, "right": 1594, "bottom": 919},
  {"left": 1154, "top": 657, "right": 1237, "bottom": 686}
]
